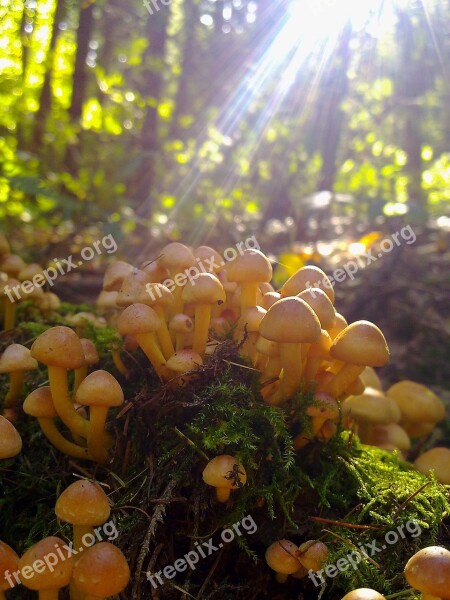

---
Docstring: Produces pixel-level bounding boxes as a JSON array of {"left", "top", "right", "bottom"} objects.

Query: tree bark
[{"left": 68, "top": 1, "right": 95, "bottom": 122}]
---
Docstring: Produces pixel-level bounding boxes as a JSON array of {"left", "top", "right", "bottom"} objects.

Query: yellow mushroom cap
[
  {"left": 330, "top": 321, "right": 389, "bottom": 367},
  {"left": 297, "top": 540, "right": 329, "bottom": 572},
  {"left": 31, "top": 326, "right": 84, "bottom": 369},
  {"left": 169, "top": 314, "right": 194, "bottom": 334},
  {"left": 0, "top": 541, "right": 19, "bottom": 591},
  {"left": 404, "top": 546, "right": 450, "bottom": 597},
  {"left": 259, "top": 297, "right": 321, "bottom": 344},
  {"left": 116, "top": 269, "right": 153, "bottom": 307},
  {"left": 225, "top": 249, "right": 272, "bottom": 284},
  {"left": 360, "top": 366, "right": 383, "bottom": 391},
  {"left": 262, "top": 291, "right": 281, "bottom": 310},
  {"left": 55, "top": 480, "right": 110, "bottom": 526},
  {"left": 72, "top": 542, "right": 130, "bottom": 597},
  {"left": 202, "top": 455, "right": 247, "bottom": 490},
  {"left": 327, "top": 312, "right": 349, "bottom": 339},
  {"left": 280, "top": 265, "right": 334, "bottom": 303},
  {"left": 75, "top": 370, "right": 124, "bottom": 408},
  {"left": 341, "top": 589, "right": 386, "bottom": 600},
  {"left": 23, "top": 387, "right": 57, "bottom": 418},
  {"left": 140, "top": 259, "right": 169, "bottom": 282},
  {"left": 158, "top": 242, "right": 196, "bottom": 270},
  {"left": 96, "top": 290, "right": 118, "bottom": 311},
  {"left": 117, "top": 303, "right": 161, "bottom": 337},
  {"left": 166, "top": 350, "right": 203, "bottom": 373},
  {"left": 103, "top": 261, "right": 134, "bottom": 292},
  {"left": 139, "top": 282, "right": 174, "bottom": 308},
  {"left": 414, "top": 448, "right": 450, "bottom": 484},
  {"left": 307, "top": 330, "right": 332, "bottom": 358},
  {"left": 371, "top": 424, "right": 411, "bottom": 452},
  {"left": 387, "top": 381, "right": 445, "bottom": 425},
  {"left": 193, "top": 246, "right": 224, "bottom": 272},
  {"left": 237, "top": 306, "right": 267, "bottom": 332},
  {"left": 0, "top": 344, "right": 38, "bottom": 373},
  {"left": 19, "top": 537, "right": 74, "bottom": 590},
  {"left": 265, "top": 540, "right": 300, "bottom": 575},
  {"left": 0, "top": 415, "right": 22, "bottom": 458},
  {"left": 181, "top": 272, "right": 226, "bottom": 305},
  {"left": 79, "top": 339, "right": 99, "bottom": 366},
  {"left": 297, "top": 288, "right": 336, "bottom": 330},
  {"left": 342, "top": 388, "right": 401, "bottom": 424}
]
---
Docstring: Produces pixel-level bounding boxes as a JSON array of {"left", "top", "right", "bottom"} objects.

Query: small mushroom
[
  {"left": 18, "top": 537, "right": 74, "bottom": 600},
  {"left": 202, "top": 455, "right": 247, "bottom": 503},
  {"left": 103, "top": 261, "right": 134, "bottom": 291},
  {"left": 414, "top": 447, "right": 450, "bottom": 484},
  {"left": 360, "top": 366, "right": 383, "bottom": 391},
  {"left": 0, "top": 344, "right": 38, "bottom": 410},
  {"left": 0, "top": 415, "right": 22, "bottom": 458},
  {"left": 404, "top": 546, "right": 450, "bottom": 599},
  {"left": 236, "top": 305, "right": 267, "bottom": 363},
  {"left": 341, "top": 590, "right": 386, "bottom": 600},
  {"left": 225, "top": 249, "right": 272, "bottom": 312},
  {"left": 297, "top": 288, "right": 336, "bottom": 331},
  {"left": 296, "top": 540, "right": 329, "bottom": 571},
  {"left": 37, "top": 292, "right": 61, "bottom": 317},
  {"left": 280, "top": 265, "right": 334, "bottom": 303},
  {"left": 265, "top": 539, "right": 301, "bottom": 583},
  {"left": 158, "top": 242, "right": 196, "bottom": 316},
  {"left": 72, "top": 542, "right": 130, "bottom": 600},
  {"left": 139, "top": 282, "right": 175, "bottom": 359},
  {"left": 166, "top": 350, "right": 203, "bottom": 386},
  {"left": 75, "top": 370, "right": 124, "bottom": 464},
  {"left": 0, "top": 541, "right": 19, "bottom": 597},
  {"left": 73, "top": 338, "right": 99, "bottom": 394},
  {"left": 169, "top": 314, "right": 194, "bottom": 351}
]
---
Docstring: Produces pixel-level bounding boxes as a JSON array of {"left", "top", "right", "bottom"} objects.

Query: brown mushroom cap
[
  {"left": 0, "top": 344, "right": 38, "bottom": 373},
  {"left": 166, "top": 350, "right": 203, "bottom": 373},
  {"left": 237, "top": 305, "right": 267, "bottom": 333},
  {"left": 202, "top": 455, "right": 247, "bottom": 489},
  {"left": 280, "top": 265, "right": 335, "bottom": 303},
  {"left": 371, "top": 424, "right": 411, "bottom": 452},
  {"left": 96, "top": 290, "right": 118, "bottom": 311},
  {"left": 341, "top": 589, "right": 386, "bottom": 600},
  {"left": 116, "top": 269, "right": 153, "bottom": 307},
  {"left": 342, "top": 388, "right": 401, "bottom": 424},
  {"left": 158, "top": 242, "right": 196, "bottom": 272},
  {"left": 259, "top": 297, "right": 321, "bottom": 344},
  {"left": 18, "top": 537, "right": 74, "bottom": 590},
  {"left": 72, "top": 542, "right": 130, "bottom": 597},
  {"left": 297, "top": 288, "right": 336, "bottom": 330},
  {"left": 139, "top": 282, "right": 174, "bottom": 308},
  {"left": 404, "top": 546, "right": 450, "bottom": 597},
  {"left": 387, "top": 381, "right": 445, "bottom": 426},
  {"left": 38, "top": 292, "right": 61, "bottom": 312},
  {"left": 297, "top": 540, "right": 329, "bottom": 571},
  {"left": 55, "top": 480, "right": 110, "bottom": 526},
  {"left": 0, "top": 541, "right": 19, "bottom": 591},
  {"left": 1, "top": 254, "right": 25, "bottom": 277},
  {"left": 0, "top": 415, "right": 22, "bottom": 458},
  {"left": 181, "top": 272, "right": 226, "bottom": 305},
  {"left": 193, "top": 246, "right": 224, "bottom": 272},
  {"left": 79, "top": 339, "right": 99, "bottom": 366},
  {"left": 414, "top": 448, "right": 450, "bottom": 484},
  {"left": 23, "top": 387, "right": 57, "bottom": 418},
  {"left": 360, "top": 366, "right": 383, "bottom": 391},
  {"left": 330, "top": 321, "right": 389, "bottom": 367},
  {"left": 30, "top": 326, "right": 84, "bottom": 369},
  {"left": 75, "top": 370, "right": 124, "bottom": 408},
  {"left": 225, "top": 249, "right": 272, "bottom": 284},
  {"left": 265, "top": 540, "right": 300, "bottom": 575},
  {"left": 17, "top": 263, "right": 44, "bottom": 282},
  {"left": 117, "top": 303, "right": 161, "bottom": 337},
  {"left": 103, "top": 261, "right": 134, "bottom": 292}
]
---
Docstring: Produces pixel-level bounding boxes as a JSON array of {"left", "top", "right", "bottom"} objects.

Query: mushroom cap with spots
[
  {"left": 55, "top": 480, "right": 111, "bottom": 526},
  {"left": 117, "top": 303, "right": 161, "bottom": 336},
  {"left": 0, "top": 344, "right": 38, "bottom": 373},
  {"left": 31, "top": 326, "right": 85, "bottom": 369},
  {"left": 259, "top": 297, "right": 321, "bottom": 344},
  {"left": 116, "top": 269, "right": 153, "bottom": 307},
  {"left": 0, "top": 415, "right": 22, "bottom": 458},
  {"left": 280, "top": 265, "right": 334, "bottom": 303},
  {"left": 23, "top": 387, "right": 57, "bottom": 418},
  {"left": 18, "top": 537, "right": 74, "bottom": 591},
  {"left": 404, "top": 546, "right": 450, "bottom": 598},
  {"left": 75, "top": 370, "right": 124, "bottom": 408},
  {"left": 330, "top": 321, "right": 389, "bottom": 367},
  {"left": 414, "top": 448, "right": 450, "bottom": 484},
  {"left": 73, "top": 542, "right": 130, "bottom": 598}
]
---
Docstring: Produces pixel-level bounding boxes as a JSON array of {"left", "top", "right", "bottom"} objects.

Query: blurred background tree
[{"left": 0, "top": 0, "right": 449, "bottom": 259}]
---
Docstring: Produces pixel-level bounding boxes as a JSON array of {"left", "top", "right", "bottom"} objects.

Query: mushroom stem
[
  {"left": 216, "top": 487, "right": 231, "bottom": 503},
  {"left": 86, "top": 406, "right": 110, "bottom": 464},
  {"left": 154, "top": 306, "right": 174, "bottom": 359},
  {"left": 303, "top": 356, "right": 323, "bottom": 385},
  {"left": 193, "top": 305, "right": 212, "bottom": 357},
  {"left": 275, "top": 573, "right": 289, "bottom": 584},
  {"left": 134, "top": 333, "right": 168, "bottom": 379},
  {"left": 38, "top": 418, "right": 93, "bottom": 460},
  {"left": 240, "top": 332, "right": 259, "bottom": 364},
  {"left": 4, "top": 371, "right": 26, "bottom": 407},
  {"left": 318, "top": 363, "right": 365, "bottom": 398},
  {"left": 3, "top": 300, "right": 16, "bottom": 330},
  {"left": 73, "top": 365, "right": 88, "bottom": 395},
  {"left": 111, "top": 350, "right": 129, "bottom": 377},
  {"left": 240, "top": 283, "right": 258, "bottom": 312},
  {"left": 38, "top": 589, "right": 59, "bottom": 600},
  {"left": 73, "top": 524, "right": 95, "bottom": 557},
  {"left": 48, "top": 366, "right": 90, "bottom": 438},
  {"left": 279, "top": 343, "right": 302, "bottom": 400}
]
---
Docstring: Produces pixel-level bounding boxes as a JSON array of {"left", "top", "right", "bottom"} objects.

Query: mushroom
[
  {"left": 139, "top": 282, "right": 175, "bottom": 359},
  {"left": 404, "top": 546, "right": 450, "bottom": 599},
  {"left": 96, "top": 290, "right": 118, "bottom": 316},
  {"left": 414, "top": 448, "right": 450, "bottom": 484},
  {"left": 202, "top": 455, "right": 247, "bottom": 503},
  {"left": 306, "top": 393, "right": 339, "bottom": 436},
  {"left": 341, "top": 590, "right": 386, "bottom": 600},
  {"left": 0, "top": 344, "right": 38, "bottom": 410},
  {"left": 327, "top": 312, "right": 348, "bottom": 339},
  {"left": 225, "top": 249, "right": 272, "bottom": 312},
  {"left": 318, "top": 321, "right": 389, "bottom": 399},
  {"left": 72, "top": 542, "right": 130, "bottom": 600},
  {"left": 75, "top": 370, "right": 124, "bottom": 464},
  {"left": 297, "top": 288, "right": 336, "bottom": 331},
  {"left": 158, "top": 242, "right": 197, "bottom": 316},
  {"left": 296, "top": 540, "right": 329, "bottom": 571},
  {"left": 30, "top": 326, "right": 89, "bottom": 439},
  {"left": 18, "top": 537, "right": 74, "bottom": 600},
  {"left": 116, "top": 268, "right": 152, "bottom": 308},
  {"left": 55, "top": 480, "right": 110, "bottom": 558},
  {"left": 166, "top": 350, "right": 203, "bottom": 385},
  {"left": 181, "top": 273, "right": 226, "bottom": 357},
  {"left": 0, "top": 254, "right": 25, "bottom": 278},
  {"left": 23, "top": 387, "right": 92, "bottom": 460},
  {"left": 259, "top": 297, "right": 321, "bottom": 402},
  {"left": 260, "top": 282, "right": 275, "bottom": 295},
  {"left": 387, "top": 381, "right": 445, "bottom": 438},
  {"left": 0, "top": 415, "right": 22, "bottom": 458},
  {"left": 74, "top": 338, "right": 99, "bottom": 394},
  {"left": 37, "top": 292, "right": 61, "bottom": 317},
  {"left": 280, "top": 265, "right": 334, "bottom": 303},
  {"left": 1, "top": 278, "right": 21, "bottom": 330},
  {"left": 370, "top": 423, "right": 411, "bottom": 456},
  {"left": 103, "top": 260, "right": 134, "bottom": 291},
  {"left": 140, "top": 258, "right": 169, "bottom": 282},
  {"left": 0, "top": 541, "right": 19, "bottom": 598},
  {"left": 303, "top": 330, "right": 332, "bottom": 385},
  {"left": 261, "top": 291, "right": 281, "bottom": 310},
  {"left": 193, "top": 245, "right": 224, "bottom": 273},
  {"left": 117, "top": 303, "right": 167, "bottom": 379},
  {"left": 341, "top": 387, "right": 401, "bottom": 444},
  {"left": 236, "top": 305, "right": 267, "bottom": 363},
  {"left": 265, "top": 540, "right": 301, "bottom": 583},
  {"left": 18, "top": 262, "right": 44, "bottom": 283},
  {"left": 360, "top": 366, "right": 383, "bottom": 391},
  {"left": 169, "top": 314, "right": 194, "bottom": 351}
]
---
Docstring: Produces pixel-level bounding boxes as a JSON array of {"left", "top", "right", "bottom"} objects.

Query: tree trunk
[{"left": 68, "top": 1, "right": 95, "bottom": 122}]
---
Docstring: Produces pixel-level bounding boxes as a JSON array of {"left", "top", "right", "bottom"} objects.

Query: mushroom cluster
[
  {"left": 0, "top": 478, "right": 129, "bottom": 599},
  {"left": 265, "top": 538, "right": 329, "bottom": 583}
]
